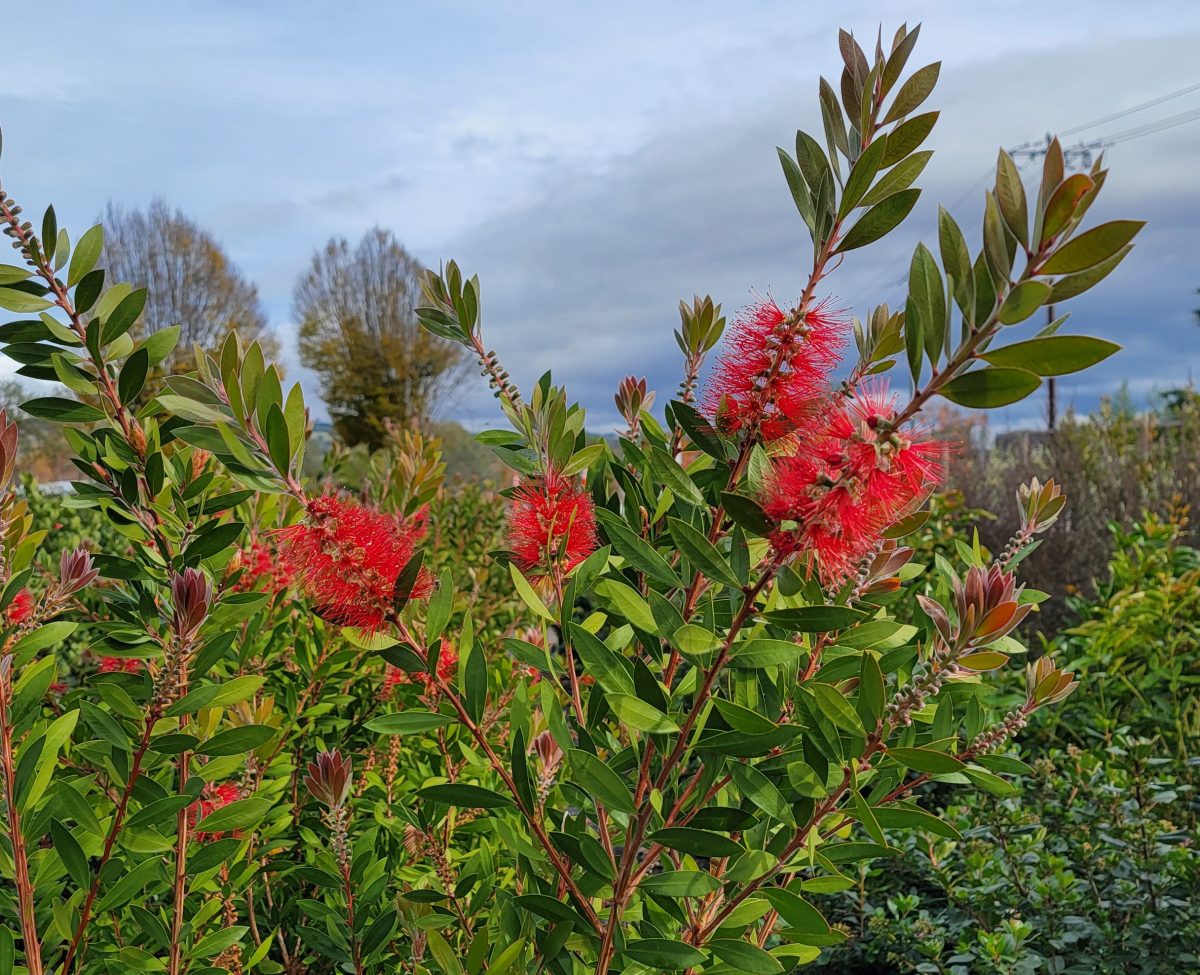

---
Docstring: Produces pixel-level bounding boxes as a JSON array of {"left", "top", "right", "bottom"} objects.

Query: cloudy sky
[{"left": 2, "top": 0, "right": 1198, "bottom": 433}]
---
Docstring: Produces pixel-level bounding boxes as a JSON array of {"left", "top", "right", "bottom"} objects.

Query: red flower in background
[
  {"left": 761, "top": 381, "right": 944, "bottom": 586},
  {"left": 381, "top": 665, "right": 410, "bottom": 700},
  {"left": 277, "top": 494, "right": 433, "bottom": 633},
  {"left": 507, "top": 470, "right": 597, "bottom": 578},
  {"left": 187, "top": 782, "right": 241, "bottom": 841},
  {"left": 5, "top": 588, "right": 34, "bottom": 625},
  {"left": 704, "top": 298, "right": 846, "bottom": 441},
  {"left": 235, "top": 539, "right": 294, "bottom": 595},
  {"left": 98, "top": 656, "right": 143, "bottom": 675}
]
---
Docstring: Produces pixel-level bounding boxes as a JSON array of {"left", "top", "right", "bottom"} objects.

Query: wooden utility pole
[{"left": 1010, "top": 135, "right": 1103, "bottom": 434}]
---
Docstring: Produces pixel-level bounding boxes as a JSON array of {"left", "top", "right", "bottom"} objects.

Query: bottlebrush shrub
[{"left": 0, "top": 23, "right": 1143, "bottom": 975}]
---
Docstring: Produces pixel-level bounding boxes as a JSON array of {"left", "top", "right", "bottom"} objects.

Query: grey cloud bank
[{"left": 1, "top": 1, "right": 1197, "bottom": 434}]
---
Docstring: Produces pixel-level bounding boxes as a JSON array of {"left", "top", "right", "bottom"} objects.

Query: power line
[
  {"left": 1059, "top": 80, "right": 1200, "bottom": 137},
  {"left": 1101, "top": 104, "right": 1200, "bottom": 145}
]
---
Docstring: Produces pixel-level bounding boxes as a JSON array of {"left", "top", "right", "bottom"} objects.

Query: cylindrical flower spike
[
  {"left": 704, "top": 297, "right": 846, "bottom": 442},
  {"left": 761, "top": 380, "right": 944, "bottom": 587},
  {"left": 506, "top": 470, "right": 597, "bottom": 579},
  {"left": 277, "top": 494, "right": 433, "bottom": 633}
]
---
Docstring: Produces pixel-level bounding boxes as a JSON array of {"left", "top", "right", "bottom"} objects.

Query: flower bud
[
  {"left": 304, "top": 749, "right": 353, "bottom": 809},
  {"left": 171, "top": 567, "right": 212, "bottom": 639},
  {"left": 58, "top": 547, "right": 99, "bottom": 596},
  {"left": 129, "top": 422, "right": 148, "bottom": 458},
  {"left": 1026, "top": 655, "right": 1079, "bottom": 708},
  {"left": 1017, "top": 477, "right": 1066, "bottom": 535},
  {"left": 191, "top": 449, "right": 212, "bottom": 481},
  {"left": 951, "top": 564, "right": 1031, "bottom": 648},
  {"left": 614, "top": 376, "right": 655, "bottom": 434}
]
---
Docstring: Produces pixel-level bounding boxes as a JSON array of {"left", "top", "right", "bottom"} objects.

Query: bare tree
[
  {"left": 101, "top": 200, "right": 277, "bottom": 373},
  {"left": 294, "top": 228, "right": 465, "bottom": 448}
]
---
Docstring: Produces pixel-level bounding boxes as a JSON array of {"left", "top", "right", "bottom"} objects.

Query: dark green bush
[{"left": 817, "top": 509, "right": 1200, "bottom": 973}]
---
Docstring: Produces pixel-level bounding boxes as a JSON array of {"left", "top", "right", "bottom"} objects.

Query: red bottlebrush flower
[
  {"left": 403, "top": 503, "right": 431, "bottom": 543},
  {"left": 235, "top": 539, "right": 294, "bottom": 595},
  {"left": 506, "top": 470, "right": 597, "bottom": 579},
  {"left": 5, "top": 588, "right": 34, "bottom": 625},
  {"left": 276, "top": 494, "right": 434, "bottom": 633},
  {"left": 761, "top": 381, "right": 944, "bottom": 587},
  {"left": 703, "top": 297, "right": 846, "bottom": 441},
  {"left": 380, "top": 665, "right": 410, "bottom": 700},
  {"left": 98, "top": 656, "right": 144, "bottom": 675},
  {"left": 187, "top": 782, "right": 241, "bottom": 840}
]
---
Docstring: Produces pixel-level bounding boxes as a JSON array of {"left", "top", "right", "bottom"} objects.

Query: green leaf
[
  {"left": 881, "top": 61, "right": 941, "bottom": 124},
  {"left": 880, "top": 111, "right": 938, "bottom": 167},
  {"left": 621, "top": 939, "right": 707, "bottom": 970},
  {"left": 118, "top": 348, "right": 149, "bottom": 405},
  {"left": 10, "top": 621, "right": 77, "bottom": 661},
  {"left": 649, "top": 827, "right": 744, "bottom": 859},
  {"left": 873, "top": 804, "right": 962, "bottom": 840},
  {"left": 193, "top": 797, "right": 273, "bottom": 833},
  {"left": 592, "top": 577, "right": 657, "bottom": 633},
  {"left": 567, "top": 749, "right": 635, "bottom": 814},
  {"left": 730, "top": 762, "right": 795, "bottom": 826},
  {"left": 721, "top": 492, "right": 772, "bottom": 534},
  {"left": 561, "top": 442, "right": 606, "bottom": 477},
  {"left": 0, "top": 287, "right": 52, "bottom": 313},
  {"left": 731, "top": 638, "right": 806, "bottom": 669},
  {"left": 183, "top": 521, "right": 244, "bottom": 564},
  {"left": 708, "top": 939, "right": 785, "bottom": 974},
  {"left": 641, "top": 870, "right": 722, "bottom": 897},
  {"left": 20, "top": 396, "right": 105, "bottom": 423},
  {"left": 264, "top": 403, "right": 291, "bottom": 475},
  {"left": 886, "top": 746, "right": 965, "bottom": 774},
  {"left": 810, "top": 683, "right": 865, "bottom": 735},
  {"left": 649, "top": 446, "right": 706, "bottom": 507},
  {"left": 508, "top": 562, "right": 554, "bottom": 621},
  {"left": 427, "top": 930, "right": 466, "bottom": 975},
  {"left": 908, "top": 242, "right": 945, "bottom": 361},
  {"left": 836, "top": 189, "right": 921, "bottom": 252},
  {"left": 167, "top": 675, "right": 265, "bottom": 716},
  {"left": 998, "top": 280, "right": 1051, "bottom": 324},
  {"left": 68, "top": 224, "right": 104, "bottom": 287},
  {"left": 365, "top": 711, "right": 455, "bottom": 734},
  {"left": 1048, "top": 244, "right": 1132, "bottom": 303},
  {"left": 667, "top": 517, "right": 741, "bottom": 588},
  {"left": 126, "top": 795, "right": 194, "bottom": 831},
  {"left": 838, "top": 138, "right": 888, "bottom": 216},
  {"left": 609, "top": 694, "right": 679, "bottom": 734},
  {"left": 51, "top": 819, "right": 91, "bottom": 889},
  {"left": 0, "top": 926, "right": 13, "bottom": 975},
  {"left": 762, "top": 606, "right": 866, "bottom": 632},
  {"left": 938, "top": 205, "right": 974, "bottom": 316},
  {"left": 568, "top": 623, "right": 634, "bottom": 695},
  {"left": 187, "top": 926, "right": 248, "bottom": 960},
  {"left": 1040, "top": 172, "right": 1094, "bottom": 243},
  {"left": 995, "top": 150, "right": 1029, "bottom": 248},
  {"left": 101, "top": 287, "right": 147, "bottom": 344},
  {"left": 762, "top": 888, "right": 830, "bottom": 934},
  {"left": 196, "top": 725, "right": 276, "bottom": 757},
  {"left": 140, "top": 325, "right": 182, "bottom": 367},
  {"left": 416, "top": 783, "right": 514, "bottom": 809},
  {"left": 940, "top": 367, "right": 1041, "bottom": 409},
  {"left": 672, "top": 623, "right": 721, "bottom": 661},
  {"left": 859, "top": 149, "right": 932, "bottom": 208},
  {"left": 594, "top": 509, "right": 680, "bottom": 587},
  {"left": 857, "top": 653, "right": 885, "bottom": 729},
  {"left": 963, "top": 764, "right": 1018, "bottom": 796},
  {"left": 713, "top": 699, "right": 778, "bottom": 735},
  {"left": 1038, "top": 220, "right": 1144, "bottom": 275},
  {"left": 981, "top": 334, "right": 1119, "bottom": 376}
]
